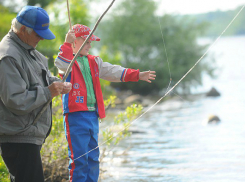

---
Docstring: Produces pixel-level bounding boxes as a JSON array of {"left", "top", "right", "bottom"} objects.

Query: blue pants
[{"left": 64, "top": 111, "right": 99, "bottom": 182}]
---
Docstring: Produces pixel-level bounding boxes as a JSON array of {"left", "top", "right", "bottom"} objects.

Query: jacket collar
[{"left": 8, "top": 29, "right": 34, "bottom": 51}]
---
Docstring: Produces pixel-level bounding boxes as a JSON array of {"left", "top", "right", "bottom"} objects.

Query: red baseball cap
[{"left": 72, "top": 24, "right": 100, "bottom": 41}]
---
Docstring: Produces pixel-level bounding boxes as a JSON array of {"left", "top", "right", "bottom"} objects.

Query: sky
[
  {"left": 9, "top": 0, "right": 245, "bottom": 15},
  {"left": 94, "top": 0, "right": 245, "bottom": 16},
  {"left": 156, "top": 0, "right": 245, "bottom": 15}
]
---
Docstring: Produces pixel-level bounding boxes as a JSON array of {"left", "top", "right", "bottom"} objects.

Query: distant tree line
[{"left": 185, "top": 5, "right": 245, "bottom": 37}]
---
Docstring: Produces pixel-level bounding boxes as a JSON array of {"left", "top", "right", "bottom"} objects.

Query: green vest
[{"left": 77, "top": 56, "right": 96, "bottom": 111}]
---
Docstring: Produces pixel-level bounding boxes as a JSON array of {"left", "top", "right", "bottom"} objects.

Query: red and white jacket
[{"left": 55, "top": 43, "right": 139, "bottom": 119}]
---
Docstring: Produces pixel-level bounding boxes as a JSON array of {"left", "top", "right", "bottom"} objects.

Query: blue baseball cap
[{"left": 16, "top": 6, "right": 55, "bottom": 40}]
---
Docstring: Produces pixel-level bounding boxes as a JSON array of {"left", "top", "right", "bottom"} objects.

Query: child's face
[{"left": 74, "top": 37, "right": 92, "bottom": 56}]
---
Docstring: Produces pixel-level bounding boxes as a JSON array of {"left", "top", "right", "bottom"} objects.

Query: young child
[{"left": 55, "top": 24, "right": 156, "bottom": 182}]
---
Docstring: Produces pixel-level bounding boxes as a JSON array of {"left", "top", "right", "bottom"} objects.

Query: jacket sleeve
[
  {"left": 0, "top": 57, "right": 52, "bottom": 115},
  {"left": 47, "top": 70, "right": 61, "bottom": 84},
  {"left": 54, "top": 42, "right": 73, "bottom": 75},
  {"left": 95, "top": 57, "right": 139, "bottom": 82}
]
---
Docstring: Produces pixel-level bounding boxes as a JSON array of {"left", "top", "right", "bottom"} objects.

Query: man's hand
[
  {"left": 48, "top": 82, "right": 72, "bottom": 98},
  {"left": 139, "top": 70, "right": 156, "bottom": 83},
  {"left": 61, "top": 82, "right": 72, "bottom": 94}
]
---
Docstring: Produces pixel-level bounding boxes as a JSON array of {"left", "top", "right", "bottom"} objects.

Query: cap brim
[
  {"left": 83, "top": 34, "right": 100, "bottom": 41},
  {"left": 90, "top": 35, "right": 100, "bottom": 41},
  {"left": 34, "top": 28, "right": 55, "bottom": 40}
]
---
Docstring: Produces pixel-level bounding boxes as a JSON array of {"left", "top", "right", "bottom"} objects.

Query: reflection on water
[{"left": 100, "top": 36, "right": 245, "bottom": 182}]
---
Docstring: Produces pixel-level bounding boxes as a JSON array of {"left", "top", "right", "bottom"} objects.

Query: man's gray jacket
[{"left": 0, "top": 30, "right": 60, "bottom": 145}]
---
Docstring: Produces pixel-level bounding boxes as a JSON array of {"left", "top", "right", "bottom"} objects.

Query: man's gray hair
[{"left": 11, "top": 18, "right": 33, "bottom": 34}]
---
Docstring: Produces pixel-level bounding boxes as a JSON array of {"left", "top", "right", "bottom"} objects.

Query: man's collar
[{"left": 8, "top": 29, "right": 34, "bottom": 50}]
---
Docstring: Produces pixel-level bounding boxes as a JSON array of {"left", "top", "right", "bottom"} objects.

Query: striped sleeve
[
  {"left": 120, "top": 68, "right": 139, "bottom": 82},
  {"left": 95, "top": 57, "right": 139, "bottom": 82},
  {"left": 54, "top": 42, "right": 74, "bottom": 73}
]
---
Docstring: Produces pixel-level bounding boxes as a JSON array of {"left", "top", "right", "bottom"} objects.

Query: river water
[{"left": 100, "top": 36, "right": 245, "bottom": 182}]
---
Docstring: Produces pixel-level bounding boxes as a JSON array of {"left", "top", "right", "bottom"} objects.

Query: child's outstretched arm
[{"left": 139, "top": 71, "right": 156, "bottom": 83}]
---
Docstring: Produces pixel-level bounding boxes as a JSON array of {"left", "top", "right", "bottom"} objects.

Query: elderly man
[{"left": 0, "top": 6, "right": 72, "bottom": 182}]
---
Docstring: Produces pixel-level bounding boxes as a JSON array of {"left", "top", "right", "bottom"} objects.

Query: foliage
[
  {"left": 102, "top": 104, "right": 143, "bottom": 146},
  {"left": 26, "top": 0, "right": 57, "bottom": 8},
  {"left": 99, "top": 0, "right": 214, "bottom": 95},
  {"left": 0, "top": 157, "right": 9, "bottom": 182},
  {"left": 104, "top": 95, "right": 116, "bottom": 110},
  {"left": 40, "top": 97, "right": 68, "bottom": 162},
  {"left": 0, "top": 5, "right": 15, "bottom": 39},
  {"left": 39, "top": 97, "right": 69, "bottom": 181}
]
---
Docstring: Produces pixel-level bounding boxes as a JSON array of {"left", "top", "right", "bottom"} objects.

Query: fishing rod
[{"left": 33, "top": 0, "right": 116, "bottom": 125}]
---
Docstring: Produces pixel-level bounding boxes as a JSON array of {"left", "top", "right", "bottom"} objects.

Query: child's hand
[
  {"left": 65, "top": 30, "right": 76, "bottom": 44},
  {"left": 139, "top": 70, "right": 156, "bottom": 83}
]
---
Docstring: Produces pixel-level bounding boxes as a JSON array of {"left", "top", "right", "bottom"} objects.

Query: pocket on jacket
[{"left": 2, "top": 110, "right": 32, "bottom": 134}]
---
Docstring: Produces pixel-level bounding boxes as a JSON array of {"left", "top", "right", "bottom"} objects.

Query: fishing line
[
  {"left": 72, "top": 13, "right": 172, "bottom": 161},
  {"left": 72, "top": 5, "right": 244, "bottom": 161},
  {"left": 94, "top": 15, "right": 173, "bottom": 149},
  {"left": 157, "top": 16, "right": 172, "bottom": 91}
]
